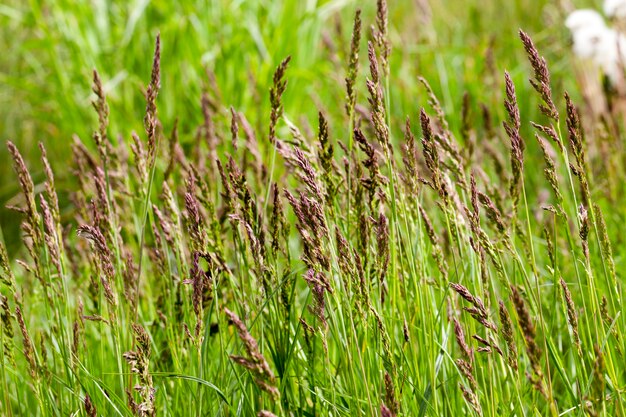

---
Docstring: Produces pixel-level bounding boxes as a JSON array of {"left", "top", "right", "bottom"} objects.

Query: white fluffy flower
[
  {"left": 604, "top": 0, "right": 626, "bottom": 19},
  {"left": 571, "top": 26, "right": 614, "bottom": 59},
  {"left": 571, "top": 25, "right": 626, "bottom": 84},
  {"left": 565, "top": 9, "right": 606, "bottom": 33},
  {"left": 566, "top": 9, "right": 626, "bottom": 85}
]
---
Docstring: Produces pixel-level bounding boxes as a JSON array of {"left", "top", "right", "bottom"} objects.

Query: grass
[
  {"left": 0, "top": 0, "right": 581, "bottom": 249},
  {"left": 1, "top": 0, "right": 625, "bottom": 416}
]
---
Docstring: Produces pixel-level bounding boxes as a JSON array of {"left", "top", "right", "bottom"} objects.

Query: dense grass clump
[{"left": 2, "top": 1, "right": 626, "bottom": 416}]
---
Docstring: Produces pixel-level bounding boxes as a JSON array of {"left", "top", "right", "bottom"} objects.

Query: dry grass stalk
[
  {"left": 163, "top": 119, "right": 183, "bottom": 180},
  {"left": 599, "top": 296, "right": 621, "bottom": 345},
  {"left": 477, "top": 191, "right": 506, "bottom": 235},
  {"left": 464, "top": 174, "right": 504, "bottom": 282},
  {"left": 131, "top": 132, "right": 149, "bottom": 188},
  {"left": 535, "top": 134, "right": 564, "bottom": 215},
  {"left": 39, "top": 143, "right": 61, "bottom": 230},
  {"left": 519, "top": 30, "right": 558, "bottom": 121},
  {"left": 383, "top": 371, "right": 400, "bottom": 415},
  {"left": 0, "top": 295, "right": 15, "bottom": 365},
  {"left": 380, "top": 404, "right": 395, "bottom": 417},
  {"left": 269, "top": 56, "right": 291, "bottom": 144},
  {"left": 7, "top": 141, "right": 43, "bottom": 254},
  {"left": 452, "top": 314, "right": 481, "bottom": 413},
  {"left": 472, "top": 334, "right": 503, "bottom": 356},
  {"left": 284, "top": 190, "right": 330, "bottom": 272},
  {"left": 303, "top": 269, "right": 332, "bottom": 326},
  {"left": 144, "top": 34, "right": 161, "bottom": 163},
  {"left": 354, "top": 127, "right": 388, "bottom": 208},
  {"left": 225, "top": 308, "right": 279, "bottom": 399},
  {"left": 371, "top": 307, "right": 393, "bottom": 373},
  {"left": 461, "top": 92, "right": 475, "bottom": 159},
  {"left": 531, "top": 122, "right": 563, "bottom": 153},
  {"left": 498, "top": 301, "right": 518, "bottom": 371},
  {"left": 293, "top": 147, "right": 325, "bottom": 202},
  {"left": 345, "top": 8, "right": 362, "bottom": 120},
  {"left": 184, "top": 251, "right": 213, "bottom": 340},
  {"left": 230, "top": 106, "right": 239, "bottom": 150},
  {"left": 502, "top": 72, "right": 524, "bottom": 214},
  {"left": 376, "top": 211, "right": 390, "bottom": 303},
  {"left": 366, "top": 42, "right": 391, "bottom": 156},
  {"left": 373, "top": 0, "right": 390, "bottom": 76},
  {"left": 578, "top": 205, "right": 590, "bottom": 261},
  {"left": 77, "top": 225, "right": 117, "bottom": 307},
  {"left": 335, "top": 227, "right": 355, "bottom": 288},
  {"left": 418, "top": 77, "right": 450, "bottom": 137},
  {"left": 350, "top": 249, "right": 370, "bottom": 315},
  {"left": 586, "top": 344, "right": 606, "bottom": 416},
  {"left": 420, "top": 110, "right": 444, "bottom": 198},
  {"left": 317, "top": 111, "right": 338, "bottom": 204},
  {"left": 418, "top": 206, "right": 447, "bottom": 279},
  {"left": 91, "top": 70, "right": 110, "bottom": 163},
  {"left": 453, "top": 316, "right": 473, "bottom": 363},
  {"left": 124, "top": 324, "right": 155, "bottom": 417},
  {"left": 0, "top": 239, "right": 16, "bottom": 292},
  {"left": 401, "top": 117, "right": 420, "bottom": 196},
  {"left": 565, "top": 92, "right": 591, "bottom": 207},
  {"left": 594, "top": 204, "right": 618, "bottom": 298},
  {"left": 270, "top": 183, "right": 290, "bottom": 261},
  {"left": 84, "top": 394, "right": 97, "bottom": 417},
  {"left": 72, "top": 299, "right": 84, "bottom": 362},
  {"left": 40, "top": 196, "right": 62, "bottom": 276},
  {"left": 510, "top": 286, "right": 545, "bottom": 396},
  {"left": 558, "top": 278, "right": 581, "bottom": 356},
  {"left": 16, "top": 306, "right": 37, "bottom": 379},
  {"left": 460, "top": 383, "right": 483, "bottom": 416},
  {"left": 450, "top": 283, "right": 497, "bottom": 331},
  {"left": 184, "top": 174, "right": 209, "bottom": 253}
]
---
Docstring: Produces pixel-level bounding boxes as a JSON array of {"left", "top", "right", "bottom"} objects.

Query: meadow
[{"left": 1, "top": 0, "right": 625, "bottom": 415}]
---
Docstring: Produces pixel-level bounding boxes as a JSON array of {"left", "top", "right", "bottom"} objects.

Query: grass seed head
[
  {"left": 376, "top": 211, "right": 390, "bottom": 303},
  {"left": 7, "top": 141, "right": 42, "bottom": 250},
  {"left": 535, "top": 134, "right": 564, "bottom": 214},
  {"left": 519, "top": 30, "right": 558, "bottom": 121},
  {"left": 498, "top": 300, "right": 518, "bottom": 371},
  {"left": 510, "top": 286, "right": 542, "bottom": 376},
  {"left": 453, "top": 316, "right": 473, "bottom": 362},
  {"left": 503, "top": 71, "right": 524, "bottom": 212},
  {"left": 381, "top": 404, "right": 395, "bottom": 417},
  {"left": 559, "top": 278, "right": 581, "bottom": 356},
  {"left": 77, "top": 224, "right": 117, "bottom": 307},
  {"left": 269, "top": 56, "right": 291, "bottom": 144},
  {"left": 0, "top": 239, "right": 16, "bottom": 291},
  {"left": 39, "top": 143, "right": 61, "bottom": 227},
  {"left": 144, "top": 34, "right": 161, "bottom": 160},
  {"left": 345, "top": 8, "right": 362, "bottom": 118},
  {"left": 594, "top": 204, "right": 617, "bottom": 291},
  {"left": 16, "top": 306, "right": 37, "bottom": 379},
  {"left": 40, "top": 196, "right": 62, "bottom": 275},
  {"left": 374, "top": 0, "right": 390, "bottom": 76},
  {"left": 91, "top": 70, "right": 110, "bottom": 162},
  {"left": 124, "top": 323, "right": 155, "bottom": 417},
  {"left": 84, "top": 394, "right": 97, "bottom": 417},
  {"left": 225, "top": 308, "right": 279, "bottom": 399},
  {"left": 460, "top": 383, "right": 483, "bottom": 416},
  {"left": 0, "top": 295, "right": 15, "bottom": 365},
  {"left": 383, "top": 371, "right": 400, "bottom": 415}
]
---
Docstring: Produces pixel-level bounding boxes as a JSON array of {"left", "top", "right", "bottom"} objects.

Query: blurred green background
[{"left": 0, "top": 0, "right": 588, "bottom": 252}]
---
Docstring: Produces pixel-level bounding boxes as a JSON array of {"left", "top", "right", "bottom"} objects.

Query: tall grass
[
  {"left": 2, "top": 1, "right": 626, "bottom": 416},
  {"left": 0, "top": 0, "right": 575, "bottom": 250}
]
